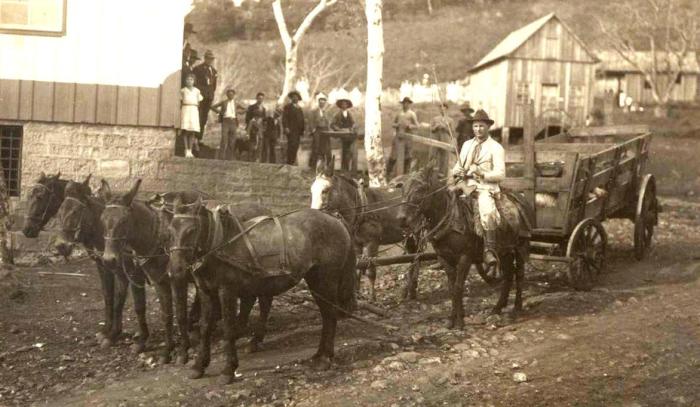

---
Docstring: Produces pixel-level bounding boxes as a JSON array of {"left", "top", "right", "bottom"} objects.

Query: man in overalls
[{"left": 448, "top": 109, "right": 505, "bottom": 267}]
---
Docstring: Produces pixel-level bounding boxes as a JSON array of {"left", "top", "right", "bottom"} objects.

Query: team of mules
[{"left": 22, "top": 163, "right": 532, "bottom": 381}]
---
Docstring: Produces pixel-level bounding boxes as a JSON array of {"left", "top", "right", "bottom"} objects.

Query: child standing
[{"left": 180, "top": 73, "right": 203, "bottom": 158}]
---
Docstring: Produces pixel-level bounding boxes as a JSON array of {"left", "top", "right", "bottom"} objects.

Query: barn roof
[
  {"left": 468, "top": 13, "right": 596, "bottom": 73},
  {"left": 597, "top": 50, "right": 700, "bottom": 74}
]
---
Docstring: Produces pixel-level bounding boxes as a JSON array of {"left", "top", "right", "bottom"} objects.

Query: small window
[
  {"left": 0, "top": 0, "right": 67, "bottom": 36},
  {"left": 644, "top": 80, "right": 652, "bottom": 89},
  {"left": 675, "top": 74, "right": 682, "bottom": 84},
  {"left": 516, "top": 82, "right": 530, "bottom": 104},
  {"left": 0, "top": 125, "right": 22, "bottom": 197}
]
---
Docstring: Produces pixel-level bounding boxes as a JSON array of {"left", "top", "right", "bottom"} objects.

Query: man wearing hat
[
  {"left": 193, "top": 50, "right": 218, "bottom": 141},
  {"left": 210, "top": 87, "right": 244, "bottom": 160},
  {"left": 181, "top": 49, "right": 200, "bottom": 88},
  {"left": 449, "top": 109, "right": 505, "bottom": 268},
  {"left": 455, "top": 102, "right": 476, "bottom": 147},
  {"left": 245, "top": 92, "right": 267, "bottom": 126},
  {"left": 308, "top": 92, "right": 331, "bottom": 168},
  {"left": 387, "top": 97, "right": 420, "bottom": 177},
  {"left": 331, "top": 96, "right": 356, "bottom": 171},
  {"left": 282, "top": 90, "right": 305, "bottom": 165}
]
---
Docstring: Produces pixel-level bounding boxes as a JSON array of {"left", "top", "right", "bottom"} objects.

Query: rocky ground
[{"left": 1, "top": 197, "right": 699, "bottom": 407}]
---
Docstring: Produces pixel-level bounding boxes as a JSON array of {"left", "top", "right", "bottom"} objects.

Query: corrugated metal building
[
  {"left": 466, "top": 13, "right": 598, "bottom": 130},
  {"left": 595, "top": 51, "right": 699, "bottom": 105}
]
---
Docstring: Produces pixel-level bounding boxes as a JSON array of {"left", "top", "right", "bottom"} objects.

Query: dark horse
[
  {"left": 100, "top": 179, "right": 181, "bottom": 364},
  {"left": 54, "top": 176, "right": 149, "bottom": 351},
  {"left": 397, "top": 163, "right": 530, "bottom": 329},
  {"left": 169, "top": 201, "right": 356, "bottom": 384},
  {"left": 22, "top": 172, "right": 67, "bottom": 238},
  {"left": 154, "top": 192, "right": 273, "bottom": 356},
  {"left": 311, "top": 158, "right": 419, "bottom": 300}
]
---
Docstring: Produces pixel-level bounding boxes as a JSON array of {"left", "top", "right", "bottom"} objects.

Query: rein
[{"left": 26, "top": 183, "right": 59, "bottom": 224}]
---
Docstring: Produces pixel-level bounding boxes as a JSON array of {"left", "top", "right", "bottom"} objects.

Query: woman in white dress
[{"left": 180, "top": 73, "right": 203, "bottom": 158}]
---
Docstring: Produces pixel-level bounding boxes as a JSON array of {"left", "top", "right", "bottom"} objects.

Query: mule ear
[
  {"left": 98, "top": 179, "right": 112, "bottom": 201},
  {"left": 39, "top": 171, "right": 47, "bottom": 181},
  {"left": 409, "top": 159, "right": 419, "bottom": 173},
  {"left": 55, "top": 171, "right": 61, "bottom": 179},
  {"left": 316, "top": 158, "right": 325, "bottom": 176},
  {"left": 82, "top": 174, "right": 92, "bottom": 187},
  {"left": 123, "top": 179, "right": 142, "bottom": 206}
]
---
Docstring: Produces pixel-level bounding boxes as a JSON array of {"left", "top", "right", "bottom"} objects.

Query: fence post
[
  {"left": 396, "top": 133, "right": 405, "bottom": 175},
  {"left": 523, "top": 102, "right": 536, "bottom": 213}
]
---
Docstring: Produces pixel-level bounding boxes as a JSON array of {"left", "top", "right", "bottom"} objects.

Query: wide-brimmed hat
[
  {"left": 204, "top": 50, "right": 215, "bottom": 59},
  {"left": 467, "top": 109, "right": 494, "bottom": 125},
  {"left": 224, "top": 86, "right": 236, "bottom": 94},
  {"left": 460, "top": 102, "right": 474, "bottom": 114},
  {"left": 400, "top": 97, "right": 413, "bottom": 105},
  {"left": 336, "top": 98, "right": 353, "bottom": 108},
  {"left": 316, "top": 92, "right": 328, "bottom": 102},
  {"left": 287, "top": 90, "right": 302, "bottom": 100}
]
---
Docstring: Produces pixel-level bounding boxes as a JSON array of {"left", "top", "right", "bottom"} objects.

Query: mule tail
[{"left": 337, "top": 248, "right": 357, "bottom": 319}]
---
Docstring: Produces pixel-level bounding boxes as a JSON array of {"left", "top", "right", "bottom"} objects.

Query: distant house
[
  {"left": 0, "top": 0, "right": 190, "bottom": 199},
  {"left": 466, "top": 13, "right": 598, "bottom": 131},
  {"left": 595, "top": 51, "right": 700, "bottom": 105}
]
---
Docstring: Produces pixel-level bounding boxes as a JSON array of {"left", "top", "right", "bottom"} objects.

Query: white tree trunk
[
  {"left": 281, "top": 45, "right": 299, "bottom": 102},
  {"left": 272, "top": 0, "right": 337, "bottom": 104},
  {"left": 364, "top": 0, "right": 387, "bottom": 187}
]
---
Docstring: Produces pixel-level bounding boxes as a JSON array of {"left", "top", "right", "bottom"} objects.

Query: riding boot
[
  {"left": 483, "top": 229, "right": 498, "bottom": 266},
  {"left": 386, "top": 158, "right": 396, "bottom": 178}
]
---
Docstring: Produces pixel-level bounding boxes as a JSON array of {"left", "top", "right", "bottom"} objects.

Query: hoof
[
  {"left": 99, "top": 337, "right": 113, "bottom": 349},
  {"left": 130, "top": 342, "right": 146, "bottom": 354},
  {"left": 309, "top": 355, "right": 332, "bottom": 371},
  {"left": 218, "top": 374, "right": 237, "bottom": 385},
  {"left": 176, "top": 353, "right": 189, "bottom": 365},
  {"left": 188, "top": 369, "right": 204, "bottom": 380},
  {"left": 159, "top": 353, "right": 172, "bottom": 365}
]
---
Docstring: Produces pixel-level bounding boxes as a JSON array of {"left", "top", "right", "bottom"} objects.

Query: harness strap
[
  {"left": 231, "top": 213, "right": 265, "bottom": 271},
  {"left": 273, "top": 216, "right": 289, "bottom": 269}
]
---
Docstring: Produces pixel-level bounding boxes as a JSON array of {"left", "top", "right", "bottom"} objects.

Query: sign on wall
[{"left": 0, "top": 0, "right": 67, "bottom": 36}]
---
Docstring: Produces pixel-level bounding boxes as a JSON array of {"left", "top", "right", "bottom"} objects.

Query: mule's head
[
  {"left": 54, "top": 175, "right": 92, "bottom": 258},
  {"left": 23, "top": 172, "right": 64, "bottom": 238},
  {"left": 100, "top": 179, "right": 141, "bottom": 268},
  {"left": 168, "top": 196, "right": 203, "bottom": 278},
  {"left": 311, "top": 156, "right": 344, "bottom": 210},
  {"left": 396, "top": 162, "right": 434, "bottom": 232}
]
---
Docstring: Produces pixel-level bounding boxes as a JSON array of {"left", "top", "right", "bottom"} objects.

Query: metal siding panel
[
  {"left": 159, "top": 69, "right": 181, "bottom": 127},
  {"left": 32, "top": 81, "right": 54, "bottom": 121},
  {"left": 0, "top": 79, "right": 20, "bottom": 119},
  {"left": 96, "top": 85, "right": 118, "bottom": 124},
  {"left": 53, "top": 82, "right": 76, "bottom": 122},
  {"left": 18, "top": 80, "right": 33, "bottom": 120},
  {"left": 138, "top": 87, "right": 160, "bottom": 126},
  {"left": 116, "top": 86, "right": 140, "bottom": 125},
  {"left": 74, "top": 84, "right": 97, "bottom": 123}
]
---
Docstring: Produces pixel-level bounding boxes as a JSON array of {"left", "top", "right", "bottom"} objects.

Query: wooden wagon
[
  {"left": 395, "top": 115, "right": 659, "bottom": 290},
  {"left": 502, "top": 123, "right": 659, "bottom": 289}
]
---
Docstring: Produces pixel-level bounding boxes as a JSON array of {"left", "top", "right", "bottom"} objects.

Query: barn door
[{"left": 541, "top": 84, "right": 560, "bottom": 118}]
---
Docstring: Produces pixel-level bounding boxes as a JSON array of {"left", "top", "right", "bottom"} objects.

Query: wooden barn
[
  {"left": 466, "top": 13, "right": 598, "bottom": 138},
  {"left": 595, "top": 51, "right": 700, "bottom": 105},
  {"left": 0, "top": 0, "right": 190, "bottom": 199}
]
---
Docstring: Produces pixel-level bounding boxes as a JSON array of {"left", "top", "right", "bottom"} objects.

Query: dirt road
[{"left": 1, "top": 197, "right": 699, "bottom": 407}]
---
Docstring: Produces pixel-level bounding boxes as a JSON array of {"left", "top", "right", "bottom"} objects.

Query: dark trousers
[
  {"left": 260, "top": 136, "right": 277, "bottom": 163},
  {"left": 286, "top": 133, "right": 301, "bottom": 165},
  {"left": 341, "top": 139, "right": 353, "bottom": 171},
  {"left": 218, "top": 118, "right": 237, "bottom": 160},
  {"left": 198, "top": 98, "right": 213, "bottom": 140},
  {"left": 308, "top": 130, "right": 331, "bottom": 168}
]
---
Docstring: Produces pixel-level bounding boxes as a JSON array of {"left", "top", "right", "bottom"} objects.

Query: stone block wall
[{"left": 4, "top": 120, "right": 314, "bottom": 236}]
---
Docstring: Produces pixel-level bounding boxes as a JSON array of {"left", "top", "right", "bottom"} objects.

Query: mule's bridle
[
  {"left": 169, "top": 213, "right": 202, "bottom": 253},
  {"left": 103, "top": 204, "right": 134, "bottom": 242},
  {"left": 26, "top": 183, "right": 57, "bottom": 224}
]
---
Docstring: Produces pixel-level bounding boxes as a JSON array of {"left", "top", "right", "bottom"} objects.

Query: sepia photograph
[{"left": 0, "top": 0, "right": 699, "bottom": 405}]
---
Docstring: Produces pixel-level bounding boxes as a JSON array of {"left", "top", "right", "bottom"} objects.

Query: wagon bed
[{"left": 501, "top": 124, "right": 658, "bottom": 289}]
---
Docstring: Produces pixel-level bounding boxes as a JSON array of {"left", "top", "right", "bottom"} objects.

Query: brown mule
[
  {"left": 23, "top": 172, "right": 67, "bottom": 238},
  {"left": 397, "top": 163, "right": 530, "bottom": 329},
  {"left": 54, "top": 176, "right": 149, "bottom": 352},
  {"left": 169, "top": 201, "right": 356, "bottom": 384}
]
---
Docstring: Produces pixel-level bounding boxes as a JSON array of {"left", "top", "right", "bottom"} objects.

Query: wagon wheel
[
  {"left": 634, "top": 174, "right": 658, "bottom": 260},
  {"left": 566, "top": 218, "right": 607, "bottom": 291}
]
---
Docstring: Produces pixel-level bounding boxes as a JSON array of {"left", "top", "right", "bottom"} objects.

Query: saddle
[{"left": 442, "top": 190, "right": 532, "bottom": 250}]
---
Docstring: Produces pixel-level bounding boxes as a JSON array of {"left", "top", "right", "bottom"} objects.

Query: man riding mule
[{"left": 448, "top": 109, "right": 506, "bottom": 269}]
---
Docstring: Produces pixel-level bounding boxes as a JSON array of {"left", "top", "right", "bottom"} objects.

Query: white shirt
[
  {"left": 224, "top": 99, "right": 236, "bottom": 119},
  {"left": 452, "top": 136, "right": 506, "bottom": 190}
]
